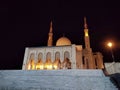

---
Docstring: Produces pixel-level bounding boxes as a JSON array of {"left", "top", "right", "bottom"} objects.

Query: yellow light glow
[
  {"left": 85, "top": 30, "right": 88, "bottom": 36},
  {"left": 36, "top": 64, "right": 40, "bottom": 70},
  {"left": 53, "top": 65, "right": 58, "bottom": 69},
  {"left": 28, "top": 64, "right": 31, "bottom": 70},
  {"left": 32, "top": 65, "right": 35, "bottom": 70},
  {"left": 107, "top": 42, "right": 113, "bottom": 48},
  {"left": 36, "top": 62, "right": 44, "bottom": 70},
  {"left": 44, "top": 64, "right": 47, "bottom": 69},
  {"left": 46, "top": 64, "right": 53, "bottom": 70},
  {"left": 40, "top": 65, "right": 44, "bottom": 70},
  {"left": 85, "top": 32, "right": 88, "bottom": 36},
  {"left": 30, "top": 60, "right": 35, "bottom": 70}
]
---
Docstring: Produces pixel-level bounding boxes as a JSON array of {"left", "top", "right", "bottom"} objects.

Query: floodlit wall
[
  {"left": 22, "top": 45, "right": 77, "bottom": 70},
  {"left": 105, "top": 62, "right": 120, "bottom": 74}
]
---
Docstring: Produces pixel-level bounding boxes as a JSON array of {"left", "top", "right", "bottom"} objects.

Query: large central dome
[{"left": 56, "top": 36, "right": 71, "bottom": 46}]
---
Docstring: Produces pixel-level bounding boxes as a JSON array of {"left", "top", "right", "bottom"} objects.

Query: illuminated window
[
  {"left": 27, "top": 53, "right": 35, "bottom": 70},
  {"left": 53, "top": 58, "right": 61, "bottom": 70},
  {"left": 64, "top": 51, "right": 70, "bottom": 60},
  {"left": 36, "top": 60, "right": 44, "bottom": 70},
  {"left": 45, "top": 58, "right": 53, "bottom": 70},
  {"left": 31, "top": 60, "right": 35, "bottom": 70},
  {"left": 27, "top": 62, "right": 31, "bottom": 70}
]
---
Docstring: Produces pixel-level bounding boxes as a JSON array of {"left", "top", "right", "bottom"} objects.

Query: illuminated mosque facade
[{"left": 22, "top": 17, "right": 104, "bottom": 70}]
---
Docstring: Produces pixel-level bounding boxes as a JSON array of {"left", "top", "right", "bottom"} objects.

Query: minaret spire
[
  {"left": 50, "top": 21, "right": 52, "bottom": 33},
  {"left": 84, "top": 17, "right": 90, "bottom": 48},
  {"left": 47, "top": 21, "right": 53, "bottom": 46},
  {"left": 84, "top": 16, "right": 88, "bottom": 29}
]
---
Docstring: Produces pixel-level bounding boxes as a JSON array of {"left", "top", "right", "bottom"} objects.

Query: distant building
[
  {"left": 105, "top": 62, "right": 120, "bottom": 74},
  {"left": 22, "top": 17, "right": 104, "bottom": 70}
]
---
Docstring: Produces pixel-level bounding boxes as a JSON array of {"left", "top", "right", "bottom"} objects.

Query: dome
[{"left": 56, "top": 36, "right": 71, "bottom": 46}]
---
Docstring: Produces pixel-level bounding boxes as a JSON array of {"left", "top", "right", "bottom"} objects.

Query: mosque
[
  {"left": 22, "top": 17, "right": 104, "bottom": 70},
  {"left": 0, "top": 17, "right": 119, "bottom": 90}
]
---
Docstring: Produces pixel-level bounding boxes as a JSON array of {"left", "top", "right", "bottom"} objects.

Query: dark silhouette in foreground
[{"left": 110, "top": 73, "right": 120, "bottom": 89}]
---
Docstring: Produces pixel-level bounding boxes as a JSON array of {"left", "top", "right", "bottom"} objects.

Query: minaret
[
  {"left": 84, "top": 17, "right": 90, "bottom": 49},
  {"left": 83, "top": 17, "right": 95, "bottom": 69},
  {"left": 47, "top": 21, "right": 53, "bottom": 46}
]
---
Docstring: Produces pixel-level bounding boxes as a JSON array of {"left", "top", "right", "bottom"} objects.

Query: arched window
[
  {"left": 53, "top": 52, "right": 61, "bottom": 69},
  {"left": 27, "top": 61, "right": 31, "bottom": 70},
  {"left": 27, "top": 59, "right": 35, "bottom": 70},
  {"left": 61, "top": 51, "right": 71, "bottom": 69},
  {"left": 64, "top": 51, "right": 70, "bottom": 59},
  {"left": 46, "top": 52, "right": 51, "bottom": 60},
  {"left": 45, "top": 52, "right": 52, "bottom": 70},
  {"left": 36, "top": 53, "right": 44, "bottom": 70},
  {"left": 38, "top": 53, "right": 43, "bottom": 60},
  {"left": 36, "top": 60, "right": 44, "bottom": 70},
  {"left": 62, "top": 57, "right": 71, "bottom": 69},
  {"left": 30, "top": 53, "right": 35, "bottom": 61},
  {"left": 31, "top": 60, "right": 35, "bottom": 70},
  {"left": 53, "top": 59, "right": 61, "bottom": 69},
  {"left": 55, "top": 52, "right": 60, "bottom": 60},
  {"left": 27, "top": 53, "right": 35, "bottom": 70}
]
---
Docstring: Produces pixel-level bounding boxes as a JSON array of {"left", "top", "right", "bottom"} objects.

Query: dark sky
[{"left": 0, "top": 0, "right": 120, "bottom": 69}]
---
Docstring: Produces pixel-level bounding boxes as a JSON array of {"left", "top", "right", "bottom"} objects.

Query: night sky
[{"left": 0, "top": 1, "right": 120, "bottom": 69}]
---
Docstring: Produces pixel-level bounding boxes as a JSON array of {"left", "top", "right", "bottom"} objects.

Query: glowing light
[
  {"left": 53, "top": 65, "right": 58, "bottom": 69},
  {"left": 31, "top": 60, "right": 35, "bottom": 70},
  {"left": 85, "top": 33, "right": 88, "bottom": 36},
  {"left": 27, "top": 60, "right": 35, "bottom": 70},
  {"left": 36, "top": 62, "right": 44, "bottom": 70},
  {"left": 44, "top": 63, "right": 48, "bottom": 69},
  {"left": 40, "top": 65, "right": 44, "bottom": 70},
  {"left": 107, "top": 42, "right": 113, "bottom": 48},
  {"left": 47, "top": 64, "right": 53, "bottom": 70},
  {"left": 107, "top": 42, "right": 115, "bottom": 62},
  {"left": 32, "top": 65, "right": 35, "bottom": 70},
  {"left": 28, "top": 64, "right": 31, "bottom": 70},
  {"left": 36, "top": 64, "right": 40, "bottom": 70},
  {"left": 85, "top": 30, "right": 88, "bottom": 36}
]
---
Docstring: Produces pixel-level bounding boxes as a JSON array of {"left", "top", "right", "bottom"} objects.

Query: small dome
[{"left": 56, "top": 36, "right": 71, "bottom": 46}]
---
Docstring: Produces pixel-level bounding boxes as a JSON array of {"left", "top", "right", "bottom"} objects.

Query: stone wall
[
  {"left": 0, "top": 70, "right": 118, "bottom": 90},
  {"left": 105, "top": 62, "right": 120, "bottom": 74}
]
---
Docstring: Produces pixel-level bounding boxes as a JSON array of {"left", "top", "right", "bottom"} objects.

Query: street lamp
[{"left": 107, "top": 42, "right": 115, "bottom": 62}]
